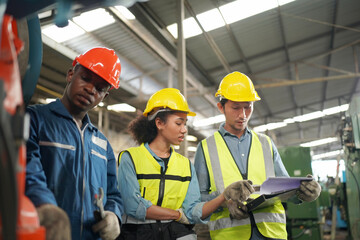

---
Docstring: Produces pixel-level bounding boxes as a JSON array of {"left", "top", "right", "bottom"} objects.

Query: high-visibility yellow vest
[
  {"left": 201, "top": 131, "right": 287, "bottom": 240},
  {"left": 120, "top": 143, "right": 192, "bottom": 210}
]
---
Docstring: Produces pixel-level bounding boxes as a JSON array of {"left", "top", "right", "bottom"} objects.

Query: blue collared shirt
[
  {"left": 117, "top": 143, "right": 208, "bottom": 224},
  {"left": 194, "top": 123, "right": 289, "bottom": 202},
  {"left": 26, "top": 99, "right": 124, "bottom": 240}
]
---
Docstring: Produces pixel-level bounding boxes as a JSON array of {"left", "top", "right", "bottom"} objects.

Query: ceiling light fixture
[
  {"left": 42, "top": 20, "right": 85, "bottom": 43},
  {"left": 197, "top": 8, "right": 225, "bottom": 32},
  {"left": 253, "top": 122, "right": 287, "bottom": 132},
  {"left": 42, "top": 8, "right": 116, "bottom": 43},
  {"left": 166, "top": 0, "right": 295, "bottom": 39},
  {"left": 187, "top": 146, "right": 197, "bottom": 152},
  {"left": 98, "top": 102, "right": 105, "bottom": 107},
  {"left": 107, "top": 103, "right": 136, "bottom": 112},
  {"left": 193, "top": 114, "right": 225, "bottom": 128},
  {"left": 292, "top": 111, "right": 325, "bottom": 122},
  {"left": 186, "top": 135, "right": 198, "bottom": 142},
  {"left": 255, "top": 104, "right": 349, "bottom": 132},
  {"left": 196, "top": 103, "right": 348, "bottom": 130},
  {"left": 167, "top": 17, "right": 202, "bottom": 39},
  {"left": 312, "top": 149, "right": 343, "bottom": 160},
  {"left": 38, "top": 10, "right": 52, "bottom": 19},
  {"left": 300, "top": 137, "right": 338, "bottom": 147},
  {"left": 219, "top": 0, "right": 295, "bottom": 24},
  {"left": 72, "top": 8, "right": 115, "bottom": 32},
  {"left": 172, "top": 145, "right": 197, "bottom": 153}
]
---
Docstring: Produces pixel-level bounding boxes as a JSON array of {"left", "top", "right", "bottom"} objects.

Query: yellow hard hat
[
  {"left": 215, "top": 71, "right": 261, "bottom": 102},
  {"left": 143, "top": 88, "right": 196, "bottom": 117}
]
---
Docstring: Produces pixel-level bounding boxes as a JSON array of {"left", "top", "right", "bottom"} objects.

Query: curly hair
[{"left": 128, "top": 111, "right": 173, "bottom": 145}]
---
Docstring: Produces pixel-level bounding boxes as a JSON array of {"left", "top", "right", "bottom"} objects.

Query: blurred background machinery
[
  {"left": 278, "top": 95, "right": 360, "bottom": 240},
  {"left": 278, "top": 93, "right": 360, "bottom": 240},
  {"left": 340, "top": 95, "right": 360, "bottom": 240},
  {"left": 0, "top": 13, "right": 45, "bottom": 240},
  {"left": 279, "top": 146, "right": 323, "bottom": 240}
]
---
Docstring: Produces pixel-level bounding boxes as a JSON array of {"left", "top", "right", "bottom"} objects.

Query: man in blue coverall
[
  {"left": 25, "top": 47, "right": 124, "bottom": 240},
  {"left": 194, "top": 71, "right": 321, "bottom": 240}
]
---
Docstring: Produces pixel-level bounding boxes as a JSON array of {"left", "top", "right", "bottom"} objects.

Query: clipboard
[{"left": 246, "top": 177, "right": 312, "bottom": 212}]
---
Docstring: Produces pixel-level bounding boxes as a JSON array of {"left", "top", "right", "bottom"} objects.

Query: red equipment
[{"left": 0, "top": 14, "right": 45, "bottom": 240}]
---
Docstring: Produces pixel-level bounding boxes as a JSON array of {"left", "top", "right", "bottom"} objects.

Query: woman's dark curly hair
[{"left": 128, "top": 111, "right": 174, "bottom": 145}]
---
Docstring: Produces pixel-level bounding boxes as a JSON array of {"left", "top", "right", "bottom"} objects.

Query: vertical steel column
[
  {"left": 177, "top": 0, "right": 186, "bottom": 94},
  {"left": 104, "top": 109, "right": 109, "bottom": 137},
  {"left": 168, "top": 66, "right": 173, "bottom": 88},
  {"left": 176, "top": 0, "right": 187, "bottom": 157}
]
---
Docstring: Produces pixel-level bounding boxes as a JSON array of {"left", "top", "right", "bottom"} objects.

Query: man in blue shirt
[
  {"left": 194, "top": 72, "right": 321, "bottom": 240},
  {"left": 25, "top": 47, "right": 124, "bottom": 240}
]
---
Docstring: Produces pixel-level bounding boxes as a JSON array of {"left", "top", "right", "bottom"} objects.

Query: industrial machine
[
  {"left": 279, "top": 94, "right": 360, "bottom": 240},
  {"left": 340, "top": 96, "right": 360, "bottom": 240},
  {"left": 0, "top": 12, "right": 45, "bottom": 240},
  {"left": 1, "top": 1, "right": 143, "bottom": 239},
  {"left": 278, "top": 146, "right": 322, "bottom": 240}
]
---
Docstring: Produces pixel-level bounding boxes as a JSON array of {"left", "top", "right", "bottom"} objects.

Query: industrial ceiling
[{"left": 16, "top": 0, "right": 360, "bottom": 159}]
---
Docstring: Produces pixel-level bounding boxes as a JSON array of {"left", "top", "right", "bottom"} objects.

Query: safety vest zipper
[
  {"left": 76, "top": 121, "right": 88, "bottom": 240},
  {"left": 156, "top": 166, "right": 166, "bottom": 206}
]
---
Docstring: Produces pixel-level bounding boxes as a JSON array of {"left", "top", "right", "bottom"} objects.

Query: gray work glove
[
  {"left": 92, "top": 211, "right": 120, "bottom": 240},
  {"left": 223, "top": 180, "right": 254, "bottom": 202},
  {"left": 296, "top": 174, "right": 322, "bottom": 202},
  {"left": 175, "top": 208, "right": 191, "bottom": 225},
  {"left": 226, "top": 199, "right": 249, "bottom": 220},
  {"left": 36, "top": 204, "right": 71, "bottom": 240}
]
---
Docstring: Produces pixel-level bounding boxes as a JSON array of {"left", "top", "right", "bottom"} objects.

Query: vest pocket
[
  {"left": 161, "top": 195, "right": 181, "bottom": 209},
  {"left": 141, "top": 187, "right": 158, "bottom": 204}
]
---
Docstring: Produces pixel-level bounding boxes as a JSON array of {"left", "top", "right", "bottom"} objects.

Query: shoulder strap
[
  {"left": 206, "top": 133, "right": 226, "bottom": 194},
  {"left": 254, "top": 132, "right": 275, "bottom": 178}
]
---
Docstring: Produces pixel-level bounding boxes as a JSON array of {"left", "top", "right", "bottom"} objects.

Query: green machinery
[
  {"left": 279, "top": 146, "right": 322, "bottom": 240},
  {"left": 340, "top": 96, "right": 360, "bottom": 240},
  {"left": 278, "top": 96, "right": 360, "bottom": 240}
]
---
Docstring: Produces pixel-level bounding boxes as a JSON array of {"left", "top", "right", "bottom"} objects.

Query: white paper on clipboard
[{"left": 254, "top": 177, "right": 313, "bottom": 195}]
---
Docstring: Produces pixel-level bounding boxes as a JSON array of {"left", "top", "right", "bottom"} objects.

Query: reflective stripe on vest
[
  {"left": 126, "top": 143, "right": 191, "bottom": 210},
  {"left": 202, "top": 131, "right": 287, "bottom": 240}
]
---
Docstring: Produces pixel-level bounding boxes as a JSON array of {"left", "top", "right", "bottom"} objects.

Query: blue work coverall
[{"left": 25, "top": 99, "right": 124, "bottom": 239}]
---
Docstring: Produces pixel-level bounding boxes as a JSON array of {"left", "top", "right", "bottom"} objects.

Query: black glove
[{"left": 297, "top": 174, "right": 321, "bottom": 202}]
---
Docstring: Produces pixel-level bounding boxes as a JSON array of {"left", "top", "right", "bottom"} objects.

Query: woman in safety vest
[{"left": 117, "top": 88, "right": 254, "bottom": 240}]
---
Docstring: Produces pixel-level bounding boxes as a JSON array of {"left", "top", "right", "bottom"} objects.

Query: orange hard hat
[{"left": 73, "top": 47, "right": 121, "bottom": 89}]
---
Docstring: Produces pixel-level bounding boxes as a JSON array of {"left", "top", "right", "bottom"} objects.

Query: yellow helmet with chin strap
[
  {"left": 215, "top": 71, "right": 261, "bottom": 102},
  {"left": 143, "top": 88, "right": 196, "bottom": 118}
]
